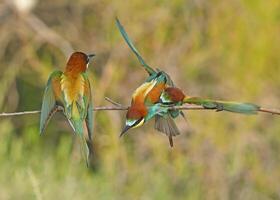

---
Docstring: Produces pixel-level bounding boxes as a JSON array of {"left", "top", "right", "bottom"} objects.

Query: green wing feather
[
  {"left": 86, "top": 96, "right": 93, "bottom": 141},
  {"left": 84, "top": 74, "right": 94, "bottom": 165},
  {"left": 115, "top": 18, "right": 156, "bottom": 75},
  {"left": 115, "top": 18, "right": 176, "bottom": 87},
  {"left": 81, "top": 73, "right": 93, "bottom": 139},
  {"left": 39, "top": 70, "right": 63, "bottom": 134},
  {"left": 116, "top": 18, "right": 175, "bottom": 87},
  {"left": 184, "top": 97, "right": 260, "bottom": 114}
]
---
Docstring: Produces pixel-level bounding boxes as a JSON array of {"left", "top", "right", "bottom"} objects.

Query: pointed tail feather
[
  {"left": 84, "top": 122, "right": 94, "bottom": 168},
  {"left": 78, "top": 136, "right": 90, "bottom": 167},
  {"left": 68, "top": 119, "right": 84, "bottom": 136},
  {"left": 184, "top": 97, "right": 260, "bottom": 114},
  {"left": 154, "top": 115, "right": 180, "bottom": 147},
  {"left": 69, "top": 119, "right": 93, "bottom": 166}
]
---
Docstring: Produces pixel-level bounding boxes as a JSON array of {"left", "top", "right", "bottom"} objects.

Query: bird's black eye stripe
[{"left": 134, "top": 118, "right": 144, "bottom": 126}]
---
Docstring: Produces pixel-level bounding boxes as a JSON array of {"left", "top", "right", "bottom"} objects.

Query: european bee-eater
[
  {"left": 120, "top": 72, "right": 167, "bottom": 135},
  {"left": 116, "top": 18, "right": 182, "bottom": 146},
  {"left": 121, "top": 85, "right": 261, "bottom": 147},
  {"left": 116, "top": 18, "right": 262, "bottom": 147},
  {"left": 160, "top": 87, "right": 260, "bottom": 114},
  {"left": 39, "top": 51, "right": 95, "bottom": 166}
]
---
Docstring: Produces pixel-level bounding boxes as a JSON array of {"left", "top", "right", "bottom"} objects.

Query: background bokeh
[{"left": 0, "top": 0, "right": 280, "bottom": 199}]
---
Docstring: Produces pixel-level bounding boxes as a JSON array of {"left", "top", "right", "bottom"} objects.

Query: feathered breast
[{"left": 60, "top": 74, "right": 85, "bottom": 105}]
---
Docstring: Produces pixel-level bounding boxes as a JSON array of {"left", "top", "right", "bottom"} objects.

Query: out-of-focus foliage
[{"left": 0, "top": 0, "right": 280, "bottom": 199}]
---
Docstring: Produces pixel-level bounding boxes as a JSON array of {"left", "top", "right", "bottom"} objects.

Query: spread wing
[
  {"left": 39, "top": 70, "right": 63, "bottom": 134},
  {"left": 116, "top": 18, "right": 156, "bottom": 75}
]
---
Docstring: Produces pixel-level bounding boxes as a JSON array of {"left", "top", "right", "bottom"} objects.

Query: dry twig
[{"left": 1, "top": 104, "right": 280, "bottom": 117}]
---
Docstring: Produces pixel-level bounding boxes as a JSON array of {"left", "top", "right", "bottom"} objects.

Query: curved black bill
[
  {"left": 87, "top": 54, "right": 95, "bottom": 63},
  {"left": 120, "top": 125, "right": 131, "bottom": 137}
]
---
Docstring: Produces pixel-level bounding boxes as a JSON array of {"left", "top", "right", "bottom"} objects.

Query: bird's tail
[
  {"left": 78, "top": 135, "right": 91, "bottom": 167},
  {"left": 69, "top": 119, "right": 92, "bottom": 167},
  {"left": 183, "top": 97, "right": 260, "bottom": 114},
  {"left": 154, "top": 114, "right": 180, "bottom": 147}
]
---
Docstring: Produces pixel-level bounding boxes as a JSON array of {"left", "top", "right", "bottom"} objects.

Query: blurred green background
[{"left": 0, "top": 0, "right": 280, "bottom": 199}]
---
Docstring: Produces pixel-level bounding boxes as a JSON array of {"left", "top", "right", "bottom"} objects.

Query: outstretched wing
[
  {"left": 116, "top": 18, "right": 156, "bottom": 75},
  {"left": 39, "top": 70, "right": 63, "bottom": 134}
]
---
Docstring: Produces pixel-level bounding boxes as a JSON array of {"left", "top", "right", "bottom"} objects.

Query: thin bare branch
[
  {"left": 0, "top": 106, "right": 129, "bottom": 117},
  {"left": 1, "top": 104, "right": 280, "bottom": 117},
  {"left": 259, "top": 107, "right": 280, "bottom": 115},
  {"left": 93, "top": 106, "right": 129, "bottom": 111},
  {"left": 105, "top": 97, "right": 124, "bottom": 107},
  {"left": 0, "top": 110, "right": 41, "bottom": 117}
]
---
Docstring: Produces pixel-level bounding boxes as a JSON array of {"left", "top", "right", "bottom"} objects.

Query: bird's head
[
  {"left": 120, "top": 104, "right": 148, "bottom": 137},
  {"left": 160, "top": 87, "right": 186, "bottom": 104},
  {"left": 66, "top": 52, "right": 95, "bottom": 73}
]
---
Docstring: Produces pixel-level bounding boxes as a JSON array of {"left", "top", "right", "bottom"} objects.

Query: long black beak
[
  {"left": 87, "top": 54, "right": 95, "bottom": 63},
  {"left": 120, "top": 125, "right": 131, "bottom": 138}
]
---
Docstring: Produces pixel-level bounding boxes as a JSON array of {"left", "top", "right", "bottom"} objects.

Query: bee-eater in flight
[
  {"left": 116, "top": 18, "right": 261, "bottom": 147},
  {"left": 39, "top": 51, "right": 95, "bottom": 166}
]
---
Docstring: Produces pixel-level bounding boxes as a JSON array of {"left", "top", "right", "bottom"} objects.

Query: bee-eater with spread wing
[
  {"left": 120, "top": 83, "right": 261, "bottom": 147},
  {"left": 116, "top": 18, "right": 263, "bottom": 147},
  {"left": 116, "top": 18, "right": 183, "bottom": 146},
  {"left": 39, "top": 52, "right": 95, "bottom": 166}
]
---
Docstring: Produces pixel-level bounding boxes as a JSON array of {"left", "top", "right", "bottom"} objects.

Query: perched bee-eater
[
  {"left": 116, "top": 18, "right": 182, "bottom": 146},
  {"left": 160, "top": 87, "right": 260, "bottom": 114},
  {"left": 39, "top": 51, "right": 95, "bottom": 166},
  {"left": 120, "top": 72, "right": 167, "bottom": 134},
  {"left": 116, "top": 18, "right": 262, "bottom": 147}
]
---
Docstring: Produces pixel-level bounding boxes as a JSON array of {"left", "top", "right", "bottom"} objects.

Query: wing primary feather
[
  {"left": 115, "top": 18, "right": 156, "bottom": 75},
  {"left": 86, "top": 103, "right": 93, "bottom": 141},
  {"left": 40, "top": 106, "right": 59, "bottom": 134},
  {"left": 39, "top": 71, "right": 63, "bottom": 134}
]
